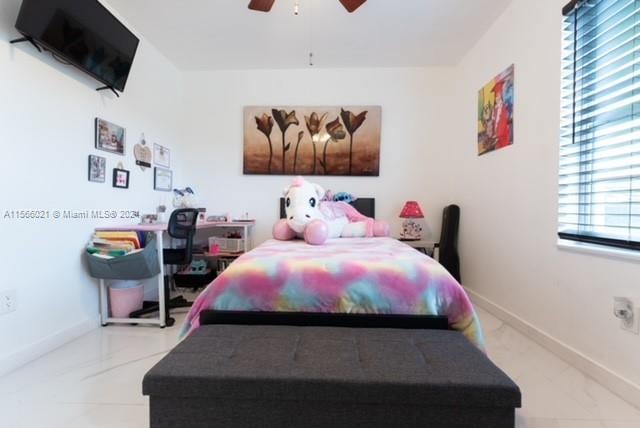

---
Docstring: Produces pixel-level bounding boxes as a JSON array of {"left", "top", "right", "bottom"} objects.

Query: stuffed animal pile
[{"left": 273, "top": 176, "right": 389, "bottom": 245}]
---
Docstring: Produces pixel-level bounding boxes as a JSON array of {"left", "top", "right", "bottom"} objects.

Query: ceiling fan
[{"left": 248, "top": 0, "right": 367, "bottom": 13}]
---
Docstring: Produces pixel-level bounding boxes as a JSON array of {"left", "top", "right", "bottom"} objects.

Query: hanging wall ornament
[{"left": 134, "top": 133, "right": 152, "bottom": 171}]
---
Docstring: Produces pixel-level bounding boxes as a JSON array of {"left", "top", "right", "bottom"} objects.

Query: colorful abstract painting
[
  {"left": 478, "top": 65, "right": 514, "bottom": 156},
  {"left": 243, "top": 106, "right": 381, "bottom": 176}
]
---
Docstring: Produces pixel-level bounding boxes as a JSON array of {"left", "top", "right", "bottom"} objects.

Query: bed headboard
[{"left": 280, "top": 198, "right": 376, "bottom": 219}]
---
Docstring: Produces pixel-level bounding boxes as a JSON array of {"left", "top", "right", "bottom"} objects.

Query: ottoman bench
[{"left": 143, "top": 325, "right": 521, "bottom": 428}]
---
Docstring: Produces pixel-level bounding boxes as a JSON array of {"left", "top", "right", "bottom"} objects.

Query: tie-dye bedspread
[{"left": 180, "top": 237, "right": 484, "bottom": 350}]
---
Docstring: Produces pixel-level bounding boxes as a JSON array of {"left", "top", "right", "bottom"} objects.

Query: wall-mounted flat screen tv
[{"left": 15, "top": 0, "right": 140, "bottom": 93}]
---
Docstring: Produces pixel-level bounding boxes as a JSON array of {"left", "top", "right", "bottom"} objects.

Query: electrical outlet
[
  {"left": 0, "top": 289, "right": 16, "bottom": 316},
  {"left": 623, "top": 307, "right": 640, "bottom": 334},
  {"left": 613, "top": 297, "right": 639, "bottom": 334}
]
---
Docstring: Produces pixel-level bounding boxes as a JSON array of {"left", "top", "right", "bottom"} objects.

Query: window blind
[{"left": 559, "top": 0, "right": 640, "bottom": 250}]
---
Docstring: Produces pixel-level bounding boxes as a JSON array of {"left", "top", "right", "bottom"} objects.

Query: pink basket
[{"left": 109, "top": 284, "right": 144, "bottom": 318}]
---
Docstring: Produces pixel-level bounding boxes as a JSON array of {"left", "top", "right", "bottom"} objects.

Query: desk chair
[
  {"left": 434, "top": 205, "right": 461, "bottom": 283},
  {"left": 131, "top": 208, "right": 199, "bottom": 327}
]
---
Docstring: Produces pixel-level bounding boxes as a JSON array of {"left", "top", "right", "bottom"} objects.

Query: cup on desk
[{"left": 209, "top": 243, "right": 220, "bottom": 256}]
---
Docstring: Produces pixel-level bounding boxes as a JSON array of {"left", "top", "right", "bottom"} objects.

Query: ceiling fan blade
[
  {"left": 248, "top": 0, "right": 276, "bottom": 12},
  {"left": 339, "top": 0, "right": 367, "bottom": 13}
]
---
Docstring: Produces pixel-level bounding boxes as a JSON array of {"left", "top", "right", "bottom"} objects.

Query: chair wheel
[{"left": 163, "top": 317, "right": 176, "bottom": 327}]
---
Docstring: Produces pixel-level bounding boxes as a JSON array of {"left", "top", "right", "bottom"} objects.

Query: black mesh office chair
[
  {"left": 163, "top": 208, "right": 199, "bottom": 267},
  {"left": 435, "top": 205, "right": 461, "bottom": 283},
  {"left": 131, "top": 208, "right": 199, "bottom": 327}
]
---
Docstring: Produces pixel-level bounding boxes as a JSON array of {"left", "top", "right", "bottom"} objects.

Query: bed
[{"left": 180, "top": 198, "right": 484, "bottom": 349}]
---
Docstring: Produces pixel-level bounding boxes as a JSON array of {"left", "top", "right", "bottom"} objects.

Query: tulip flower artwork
[
  {"left": 254, "top": 113, "right": 274, "bottom": 173},
  {"left": 243, "top": 106, "right": 381, "bottom": 176},
  {"left": 340, "top": 108, "right": 368, "bottom": 176},
  {"left": 322, "top": 117, "right": 346, "bottom": 175},
  {"left": 272, "top": 109, "right": 299, "bottom": 174},
  {"left": 304, "top": 112, "right": 328, "bottom": 174},
  {"left": 292, "top": 130, "right": 305, "bottom": 174}
]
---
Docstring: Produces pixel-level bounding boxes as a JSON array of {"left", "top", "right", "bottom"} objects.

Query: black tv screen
[{"left": 15, "top": 0, "right": 139, "bottom": 92}]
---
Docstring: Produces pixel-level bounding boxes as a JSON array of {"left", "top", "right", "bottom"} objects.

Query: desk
[{"left": 95, "top": 221, "right": 255, "bottom": 327}]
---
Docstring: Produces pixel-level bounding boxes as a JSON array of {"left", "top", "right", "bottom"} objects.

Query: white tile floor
[{"left": 1, "top": 307, "right": 639, "bottom": 427}]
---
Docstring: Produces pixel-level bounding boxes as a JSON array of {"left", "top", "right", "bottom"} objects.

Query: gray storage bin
[{"left": 86, "top": 239, "right": 160, "bottom": 280}]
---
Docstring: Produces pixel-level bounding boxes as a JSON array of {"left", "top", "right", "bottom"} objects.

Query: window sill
[{"left": 557, "top": 239, "right": 640, "bottom": 264}]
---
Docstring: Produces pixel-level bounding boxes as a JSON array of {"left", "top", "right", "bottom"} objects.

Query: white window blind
[{"left": 559, "top": 0, "right": 640, "bottom": 250}]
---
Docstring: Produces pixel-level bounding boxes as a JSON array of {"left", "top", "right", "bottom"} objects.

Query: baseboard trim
[
  {"left": 0, "top": 316, "right": 100, "bottom": 377},
  {"left": 465, "top": 287, "right": 640, "bottom": 409}
]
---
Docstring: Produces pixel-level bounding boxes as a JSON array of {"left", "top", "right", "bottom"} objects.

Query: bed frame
[
  {"left": 198, "top": 197, "right": 449, "bottom": 330},
  {"left": 200, "top": 310, "right": 449, "bottom": 330}
]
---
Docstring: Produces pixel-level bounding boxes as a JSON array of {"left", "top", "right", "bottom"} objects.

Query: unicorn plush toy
[{"left": 273, "top": 176, "right": 390, "bottom": 245}]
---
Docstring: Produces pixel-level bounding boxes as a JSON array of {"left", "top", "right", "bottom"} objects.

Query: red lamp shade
[{"left": 399, "top": 201, "right": 424, "bottom": 219}]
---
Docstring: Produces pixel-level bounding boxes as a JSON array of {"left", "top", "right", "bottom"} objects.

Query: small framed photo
[
  {"left": 112, "top": 168, "right": 130, "bottom": 189},
  {"left": 154, "top": 167, "right": 172, "bottom": 192},
  {"left": 154, "top": 143, "right": 170, "bottom": 168},
  {"left": 88, "top": 155, "right": 106, "bottom": 183},
  {"left": 95, "top": 118, "right": 126, "bottom": 155}
]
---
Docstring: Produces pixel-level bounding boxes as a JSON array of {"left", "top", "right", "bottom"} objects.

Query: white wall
[
  {"left": 451, "top": 0, "right": 640, "bottom": 391},
  {"left": 0, "top": 0, "right": 184, "bottom": 374},
  {"left": 4, "top": 0, "right": 639, "bottom": 402},
  {"left": 181, "top": 67, "right": 457, "bottom": 245}
]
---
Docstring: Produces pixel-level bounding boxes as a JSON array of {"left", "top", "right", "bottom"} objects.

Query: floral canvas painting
[
  {"left": 243, "top": 106, "right": 381, "bottom": 176},
  {"left": 477, "top": 65, "right": 514, "bottom": 155}
]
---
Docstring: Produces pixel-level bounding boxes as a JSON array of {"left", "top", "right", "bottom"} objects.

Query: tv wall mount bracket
[
  {"left": 10, "top": 36, "right": 41, "bottom": 52},
  {"left": 10, "top": 35, "right": 121, "bottom": 98},
  {"left": 96, "top": 86, "right": 120, "bottom": 98}
]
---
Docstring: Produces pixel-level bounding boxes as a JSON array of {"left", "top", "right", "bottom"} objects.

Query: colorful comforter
[{"left": 180, "top": 237, "right": 484, "bottom": 350}]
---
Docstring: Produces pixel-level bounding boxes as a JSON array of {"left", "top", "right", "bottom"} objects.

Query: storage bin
[
  {"left": 110, "top": 280, "right": 141, "bottom": 289},
  {"left": 109, "top": 282, "right": 144, "bottom": 318},
  {"left": 208, "top": 237, "right": 244, "bottom": 253},
  {"left": 86, "top": 239, "right": 160, "bottom": 280}
]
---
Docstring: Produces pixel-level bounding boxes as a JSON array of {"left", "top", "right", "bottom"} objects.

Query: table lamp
[{"left": 399, "top": 201, "right": 424, "bottom": 240}]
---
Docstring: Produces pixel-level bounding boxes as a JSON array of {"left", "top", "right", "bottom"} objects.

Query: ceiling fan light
[
  {"left": 249, "top": 0, "right": 368, "bottom": 14},
  {"left": 248, "top": 0, "right": 276, "bottom": 12},
  {"left": 339, "top": 0, "right": 367, "bottom": 13}
]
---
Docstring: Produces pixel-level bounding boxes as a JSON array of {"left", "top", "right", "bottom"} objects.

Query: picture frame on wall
[
  {"left": 154, "top": 143, "right": 170, "bottom": 168},
  {"left": 243, "top": 106, "right": 382, "bottom": 176},
  {"left": 112, "top": 168, "right": 130, "bottom": 189},
  {"left": 88, "top": 155, "right": 106, "bottom": 183},
  {"left": 477, "top": 64, "right": 514, "bottom": 156},
  {"left": 154, "top": 167, "right": 172, "bottom": 191},
  {"left": 95, "top": 118, "right": 126, "bottom": 155}
]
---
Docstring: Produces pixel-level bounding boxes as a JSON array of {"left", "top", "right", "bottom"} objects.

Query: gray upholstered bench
[{"left": 143, "top": 325, "right": 521, "bottom": 428}]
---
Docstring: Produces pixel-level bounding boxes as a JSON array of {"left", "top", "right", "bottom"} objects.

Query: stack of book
[{"left": 86, "top": 231, "right": 143, "bottom": 258}]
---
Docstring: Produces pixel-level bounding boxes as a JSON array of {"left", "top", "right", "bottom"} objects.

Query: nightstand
[{"left": 397, "top": 239, "right": 437, "bottom": 257}]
